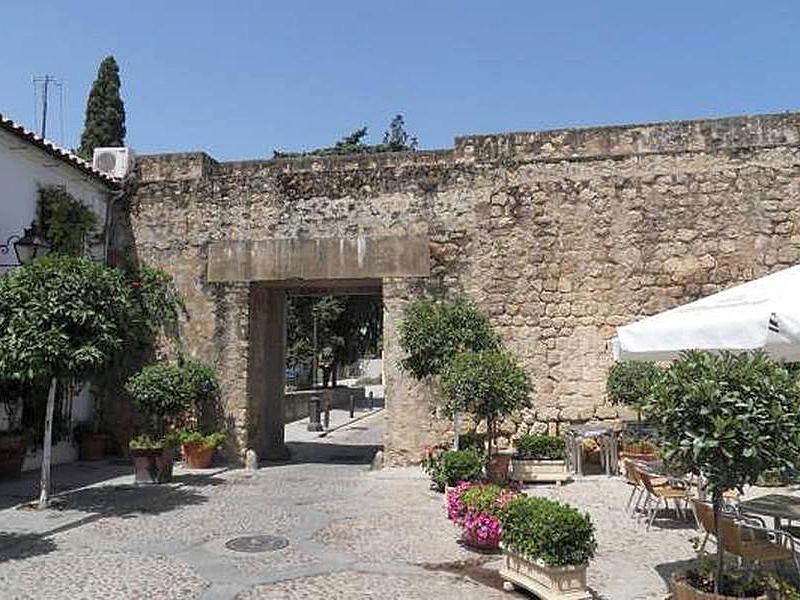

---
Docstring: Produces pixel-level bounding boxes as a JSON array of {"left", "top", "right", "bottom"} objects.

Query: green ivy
[
  {"left": 38, "top": 186, "right": 99, "bottom": 256},
  {"left": 499, "top": 496, "right": 596, "bottom": 567}
]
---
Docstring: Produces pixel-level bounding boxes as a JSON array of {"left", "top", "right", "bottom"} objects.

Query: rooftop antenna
[{"left": 32, "top": 75, "right": 63, "bottom": 140}]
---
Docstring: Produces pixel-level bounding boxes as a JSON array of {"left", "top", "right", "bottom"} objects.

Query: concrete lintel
[{"left": 207, "top": 235, "right": 430, "bottom": 283}]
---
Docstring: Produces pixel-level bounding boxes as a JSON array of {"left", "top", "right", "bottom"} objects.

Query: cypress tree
[{"left": 77, "top": 56, "right": 126, "bottom": 159}]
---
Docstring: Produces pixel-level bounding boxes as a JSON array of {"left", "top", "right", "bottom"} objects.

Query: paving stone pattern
[{"left": 0, "top": 414, "right": 744, "bottom": 599}]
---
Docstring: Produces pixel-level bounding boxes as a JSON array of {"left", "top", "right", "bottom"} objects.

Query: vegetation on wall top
[{"left": 273, "top": 114, "right": 417, "bottom": 158}]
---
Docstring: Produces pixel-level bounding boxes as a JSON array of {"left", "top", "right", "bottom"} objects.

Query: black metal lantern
[{"left": 0, "top": 222, "right": 50, "bottom": 266}]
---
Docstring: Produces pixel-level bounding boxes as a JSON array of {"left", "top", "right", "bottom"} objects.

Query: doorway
[{"left": 248, "top": 279, "right": 384, "bottom": 463}]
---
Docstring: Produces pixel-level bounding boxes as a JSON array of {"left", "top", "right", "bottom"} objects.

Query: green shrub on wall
[{"left": 38, "top": 186, "right": 99, "bottom": 256}]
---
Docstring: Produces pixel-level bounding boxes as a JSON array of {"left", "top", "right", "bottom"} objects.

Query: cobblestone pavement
[{"left": 1, "top": 417, "right": 785, "bottom": 599}]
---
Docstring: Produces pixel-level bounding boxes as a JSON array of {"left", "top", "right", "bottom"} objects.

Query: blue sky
[{"left": 1, "top": 1, "right": 798, "bottom": 161}]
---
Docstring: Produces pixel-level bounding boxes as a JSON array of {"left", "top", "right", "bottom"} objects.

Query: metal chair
[{"left": 693, "top": 499, "right": 800, "bottom": 577}]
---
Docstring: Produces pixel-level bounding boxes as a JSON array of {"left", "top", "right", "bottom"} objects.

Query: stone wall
[{"left": 127, "top": 112, "right": 800, "bottom": 462}]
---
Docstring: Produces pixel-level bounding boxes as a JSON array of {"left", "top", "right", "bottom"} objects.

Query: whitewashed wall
[
  {"left": 0, "top": 127, "right": 111, "bottom": 468},
  {"left": 0, "top": 128, "right": 109, "bottom": 275}
]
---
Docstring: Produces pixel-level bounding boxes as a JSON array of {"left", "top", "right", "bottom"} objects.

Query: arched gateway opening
[{"left": 207, "top": 235, "right": 430, "bottom": 461}]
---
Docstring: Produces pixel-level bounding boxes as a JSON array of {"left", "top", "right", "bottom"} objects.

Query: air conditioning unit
[{"left": 92, "top": 147, "right": 135, "bottom": 179}]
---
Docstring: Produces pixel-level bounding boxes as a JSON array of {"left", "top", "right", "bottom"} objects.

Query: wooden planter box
[
  {"left": 79, "top": 433, "right": 108, "bottom": 461},
  {"left": 510, "top": 458, "right": 570, "bottom": 484},
  {"left": 500, "top": 546, "right": 591, "bottom": 600},
  {"left": 671, "top": 574, "right": 768, "bottom": 600}
]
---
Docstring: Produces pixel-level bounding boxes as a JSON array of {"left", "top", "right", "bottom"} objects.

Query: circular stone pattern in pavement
[{"left": 225, "top": 534, "right": 290, "bottom": 553}]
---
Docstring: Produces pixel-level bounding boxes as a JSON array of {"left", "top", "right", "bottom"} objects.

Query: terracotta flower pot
[
  {"left": 671, "top": 573, "right": 768, "bottom": 600},
  {"left": 131, "top": 446, "right": 174, "bottom": 484},
  {"left": 182, "top": 442, "right": 215, "bottom": 469},
  {"left": 79, "top": 433, "right": 108, "bottom": 461},
  {"left": 486, "top": 453, "right": 511, "bottom": 483},
  {"left": 0, "top": 434, "right": 27, "bottom": 480}
]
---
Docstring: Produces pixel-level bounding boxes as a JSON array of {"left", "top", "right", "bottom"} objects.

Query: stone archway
[{"left": 207, "top": 235, "right": 430, "bottom": 460}]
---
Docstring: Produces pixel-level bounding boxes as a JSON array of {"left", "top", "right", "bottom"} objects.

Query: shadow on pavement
[
  {"left": 283, "top": 441, "right": 382, "bottom": 465},
  {"left": 0, "top": 531, "right": 57, "bottom": 563},
  {"left": 56, "top": 482, "right": 208, "bottom": 518},
  {"left": 0, "top": 461, "right": 132, "bottom": 511}
]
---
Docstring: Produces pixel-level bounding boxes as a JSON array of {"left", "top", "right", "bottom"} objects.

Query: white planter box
[
  {"left": 510, "top": 458, "right": 570, "bottom": 484},
  {"left": 500, "top": 546, "right": 591, "bottom": 600}
]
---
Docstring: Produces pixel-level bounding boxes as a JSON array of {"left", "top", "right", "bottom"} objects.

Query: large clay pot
[
  {"left": 182, "top": 443, "right": 215, "bottom": 469},
  {"left": 79, "top": 433, "right": 108, "bottom": 461},
  {"left": 671, "top": 573, "right": 768, "bottom": 600},
  {"left": 131, "top": 446, "right": 174, "bottom": 484},
  {"left": 0, "top": 434, "right": 27, "bottom": 480},
  {"left": 486, "top": 453, "right": 511, "bottom": 483}
]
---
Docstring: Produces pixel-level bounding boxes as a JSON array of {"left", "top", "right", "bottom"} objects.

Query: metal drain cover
[{"left": 225, "top": 534, "right": 289, "bottom": 553}]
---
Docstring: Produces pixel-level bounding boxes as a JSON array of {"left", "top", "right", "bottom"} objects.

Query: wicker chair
[{"left": 693, "top": 500, "right": 800, "bottom": 576}]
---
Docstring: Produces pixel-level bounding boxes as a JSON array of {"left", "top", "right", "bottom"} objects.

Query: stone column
[
  {"left": 248, "top": 284, "right": 289, "bottom": 460},
  {"left": 382, "top": 278, "right": 444, "bottom": 465}
]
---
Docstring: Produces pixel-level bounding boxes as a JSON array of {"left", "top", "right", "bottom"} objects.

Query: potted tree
[
  {"left": 499, "top": 496, "right": 596, "bottom": 599},
  {"left": 125, "top": 362, "right": 190, "bottom": 484},
  {"left": 0, "top": 256, "right": 132, "bottom": 506},
  {"left": 648, "top": 350, "right": 800, "bottom": 598},
  {"left": 510, "top": 434, "right": 569, "bottom": 484},
  {"left": 175, "top": 360, "right": 226, "bottom": 469},
  {"left": 607, "top": 360, "right": 663, "bottom": 462},
  {"left": 439, "top": 350, "right": 533, "bottom": 483},
  {"left": 399, "top": 297, "right": 500, "bottom": 450}
]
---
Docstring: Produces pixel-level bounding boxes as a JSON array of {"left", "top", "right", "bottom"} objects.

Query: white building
[{"left": 0, "top": 113, "right": 118, "bottom": 470}]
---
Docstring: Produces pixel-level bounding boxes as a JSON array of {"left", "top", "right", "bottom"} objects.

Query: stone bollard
[
  {"left": 323, "top": 404, "right": 330, "bottom": 430},
  {"left": 307, "top": 395, "right": 324, "bottom": 432},
  {"left": 349, "top": 393, "right": 355, "bottom": 418},
  {"left": 244, "top": 449, "right": 258, "bottom": 473},
  {"left": 369, "top": 390, "right": 374, "bottom": 410}
]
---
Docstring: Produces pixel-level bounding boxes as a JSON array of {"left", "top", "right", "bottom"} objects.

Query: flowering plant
[
  {"left": 446, "top": 481, "right": 474, "bottom": 524},
  {"left": 446, "top": 481, "right": 521, "bottom": 550},
  {"left": 462, "top": 511, "right": 502, "bottom": 549}
]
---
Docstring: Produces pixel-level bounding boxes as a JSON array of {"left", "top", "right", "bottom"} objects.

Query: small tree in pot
[
  {"left": 399, "top": 297, "right": 499, "bottom": 449},
  {"left": 177, "top": 360, "right": 226, "bottom": 469},
  {"left": 648, "top": 350, "right": 800, "bottom": 597},
  {"left": 125, "top": 362, "right": 190, "bottom": 483},
  {"left": 439, "top": 351, "right": 533, "bottom": 483}
]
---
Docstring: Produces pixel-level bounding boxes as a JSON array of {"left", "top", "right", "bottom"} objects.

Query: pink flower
[
  {"left": 446, "top": 481, "right": 474, "bottom": 524},
  {"left": 461, "top": 511, "right": 502, "bottom": 549}
]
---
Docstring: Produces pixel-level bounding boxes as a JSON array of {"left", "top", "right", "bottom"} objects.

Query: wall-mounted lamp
[{"left": 0, "top": 222, "right": 50, "bottom": 266}]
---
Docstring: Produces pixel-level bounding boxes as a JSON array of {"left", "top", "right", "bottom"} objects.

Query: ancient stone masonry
[{"left": 127, "top": 112, "right": 800, "bottom": 463}]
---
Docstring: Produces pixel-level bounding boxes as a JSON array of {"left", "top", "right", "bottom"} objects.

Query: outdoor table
[
  {"left": 738, "top": 494, "right": 800, "bottom": 533},
  {"left": 566, "top": 424, "right": 618, "bottom": 477}
]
